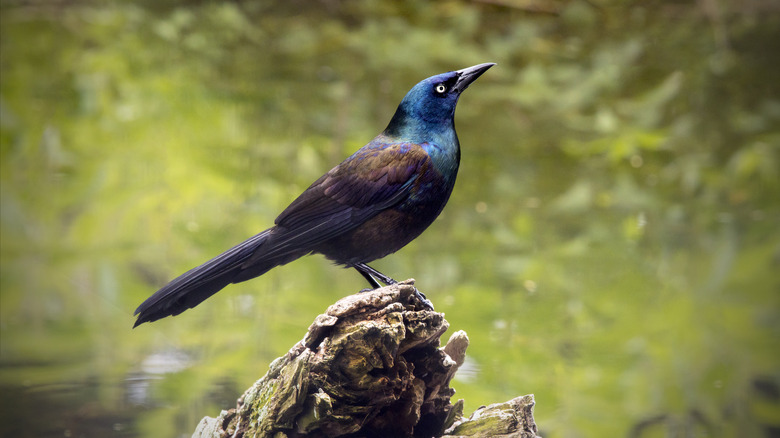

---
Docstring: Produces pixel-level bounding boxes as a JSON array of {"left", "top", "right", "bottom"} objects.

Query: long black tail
[{"left": 133, "top": 229, "right": 277, "bottom": 327}]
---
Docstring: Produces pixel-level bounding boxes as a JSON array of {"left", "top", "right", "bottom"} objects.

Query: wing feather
[{"left": 242, "top": 140, "right": 432, "bottom": 265}]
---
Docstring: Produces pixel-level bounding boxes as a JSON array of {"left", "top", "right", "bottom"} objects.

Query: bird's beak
[{"left": 453, "top": 62, "right": 496, "bottom": 93}]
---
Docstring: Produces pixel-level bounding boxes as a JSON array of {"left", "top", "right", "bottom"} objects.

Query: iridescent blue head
[{"left": 383, "top": 63, "right": 495, "bottom": 143}]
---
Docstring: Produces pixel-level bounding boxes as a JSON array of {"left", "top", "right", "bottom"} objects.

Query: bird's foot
[
  {"left": 357, "top": 277, "right": 397, "bottom": 293},
  {"left": 413, "top": 287, "right": 434, "bottom": 311}
]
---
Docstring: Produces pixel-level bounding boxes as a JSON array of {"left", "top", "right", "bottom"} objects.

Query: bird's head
[{"left": 384, "top": 62, "right": 495, "bottom": 141}]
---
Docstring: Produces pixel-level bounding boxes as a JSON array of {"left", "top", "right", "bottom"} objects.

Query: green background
[{"left": 1, "top": 1, "right": 779, "bottom": 437}]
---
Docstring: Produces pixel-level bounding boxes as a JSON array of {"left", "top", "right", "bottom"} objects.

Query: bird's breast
[
  {"left": 314, "top": 204, "right": 441, "bottom": 266},
  {"left": 315, "top": 171, "right": 455, "bottom": 266}
]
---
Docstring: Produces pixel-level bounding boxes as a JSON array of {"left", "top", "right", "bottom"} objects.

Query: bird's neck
[{"left": 383, "top": 108, "right": 459, "bottom": 152}]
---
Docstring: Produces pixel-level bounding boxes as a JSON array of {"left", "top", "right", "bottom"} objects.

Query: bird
[{"left": 133, "top": 62, "right": 495, "bottom": 327}]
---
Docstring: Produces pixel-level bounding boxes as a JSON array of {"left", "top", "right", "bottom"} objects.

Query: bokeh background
[{"left": 1, "top": 1, "right": 779, "bottom": 437}]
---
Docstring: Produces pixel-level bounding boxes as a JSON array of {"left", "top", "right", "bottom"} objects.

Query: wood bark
[{"left": 193, "top": 280, "right": 539, "bottom": 438}]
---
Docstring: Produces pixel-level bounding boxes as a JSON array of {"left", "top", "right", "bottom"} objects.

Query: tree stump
[{"left": 193, "top": 280, "right": 539, "bottom": 438}]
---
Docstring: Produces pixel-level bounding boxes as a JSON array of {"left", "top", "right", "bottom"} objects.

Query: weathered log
[{"left": 193, "top": 280, "right": 538, "bottom": 438}]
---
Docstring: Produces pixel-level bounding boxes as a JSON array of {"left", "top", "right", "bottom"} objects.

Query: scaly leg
[
  {"left": 354, "top": 263, "right": 397, "bottom": 288},
  {"left": 353, "top": 263, "right": 433, "bottom": 310}
]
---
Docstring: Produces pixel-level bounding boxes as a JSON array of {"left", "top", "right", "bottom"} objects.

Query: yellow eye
[{"left": 435, "top": 84, "right": 446, "bottom": 94}]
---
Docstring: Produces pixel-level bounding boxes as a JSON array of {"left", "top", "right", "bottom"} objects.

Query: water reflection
[
  {"left": 140, "top": 350, "right": 192, "bottom": 375},
  {"left": 125, "top": 374, "right": 161, "bottom": 407},
  {"left": 0, "top": 381, "right": 138, "bottom": 438},
  {"left": 127, "top": 349, "right": 193, "bottom": 407}
]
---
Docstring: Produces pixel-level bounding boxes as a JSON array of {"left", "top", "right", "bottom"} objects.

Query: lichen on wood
[{"left": 193, "top": 280, "right": 538, "bottom": 438}]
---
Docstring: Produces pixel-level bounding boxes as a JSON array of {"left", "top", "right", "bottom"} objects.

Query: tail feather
[{"left": 133, "top": 229, "right": 274, "bottom": 327}]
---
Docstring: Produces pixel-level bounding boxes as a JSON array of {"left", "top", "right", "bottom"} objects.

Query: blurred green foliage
[{"left": 1, "top": 0, "right": 779, "bottom": 437}]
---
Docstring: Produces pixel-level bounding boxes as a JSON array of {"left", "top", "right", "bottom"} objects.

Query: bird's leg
[
  {"left": 355, "top": 266, "right": 382, "bottom": 290},
  {"left": 353, "top": 263, "right": 433, "bottom": 310},
  {"left": 354, "top": 263, "right": 397, "bottom": 288}
]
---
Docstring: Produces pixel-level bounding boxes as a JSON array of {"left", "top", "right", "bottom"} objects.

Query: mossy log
[{"left": 193, "top": 280, "right": 539, "bottom": 438}]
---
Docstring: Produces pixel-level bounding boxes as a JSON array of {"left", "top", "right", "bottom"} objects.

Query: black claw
[{"left": 414, "top": 288, "right": 434, "bottom": 310}]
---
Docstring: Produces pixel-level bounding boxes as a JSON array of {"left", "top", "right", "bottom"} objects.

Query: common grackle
[{"left": 133, "top": 62, "right": 495, "bottom": 327}]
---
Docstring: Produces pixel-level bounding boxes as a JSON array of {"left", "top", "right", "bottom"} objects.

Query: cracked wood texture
[{"left": 192, "top": 280, "right": 539, "bottom": 438}]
